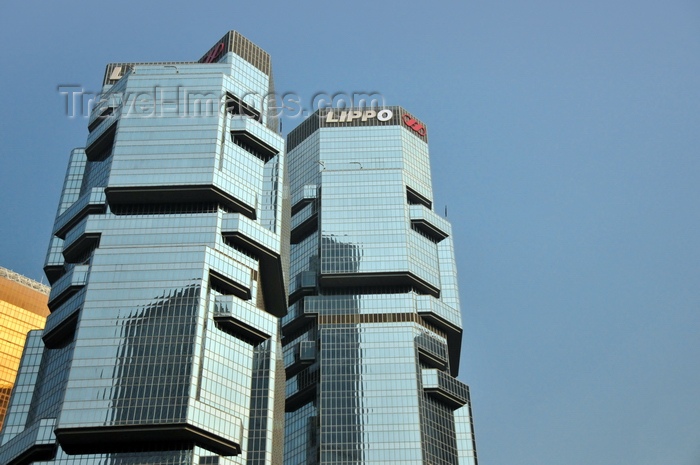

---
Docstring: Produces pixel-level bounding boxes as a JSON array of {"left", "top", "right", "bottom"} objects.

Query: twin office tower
[{"left": 0, "top": 32, "right": 477, "bottom": 465}]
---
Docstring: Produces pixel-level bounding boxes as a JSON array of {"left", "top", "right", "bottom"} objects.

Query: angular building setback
[
  {"left": 0, "top": 267, "right": 50, "bottom": 431},
  {"left": 0, "top": 31, "right": 289, "bottom": 465},
  {"left": 282, "top": 108, "right": 478, "bottom": 464}
]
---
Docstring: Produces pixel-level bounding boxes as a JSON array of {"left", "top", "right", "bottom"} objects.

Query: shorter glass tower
[
  {"left": 283, "top": 107, "right": 478, "bottom": 464},
  {"left": 0, "top": 267, "right": 50, "bottom": 431}
]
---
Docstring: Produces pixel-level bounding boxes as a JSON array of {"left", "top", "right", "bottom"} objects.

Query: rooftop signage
[
  {"left": 324, "top": 109, "right": 393, "bottom": 123},
  {"left": 201, "top": 41, "right": 226, "bottom": 64},
  {"left": 291, "top": 107, "right": 428, "bottom": 148},
  {"left": 403, "top": 114, "right": 426, "bottom": 136}
]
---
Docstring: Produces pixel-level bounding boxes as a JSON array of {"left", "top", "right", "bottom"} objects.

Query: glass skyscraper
[
  {"left": 282, "top": 108, "right": 478, "bottom": 464},
  {"left": 0, "top": 267, "right": 50, "bottom": 431},
  {"left": 0, "top": 32, "right": 478, "bottom": 465},
  {"left": 0, "top": 31, "right": 288, "bottom": 465}
]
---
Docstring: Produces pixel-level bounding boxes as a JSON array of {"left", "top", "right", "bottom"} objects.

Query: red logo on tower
[
  {"left": 402, "top": 114, "right": 426, "bottom": 136},
  {"left": 202, "top": 42, "right": 226, "bottom": 63}
]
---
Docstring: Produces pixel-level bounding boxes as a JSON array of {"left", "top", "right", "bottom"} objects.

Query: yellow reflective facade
[{"left": 0, "top": 267, "right": 50, "bottom": 430}]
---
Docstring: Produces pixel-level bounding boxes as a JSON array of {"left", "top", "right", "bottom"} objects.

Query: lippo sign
[{"left": 325, "top": 109, "right": 393, "bottom": 123}]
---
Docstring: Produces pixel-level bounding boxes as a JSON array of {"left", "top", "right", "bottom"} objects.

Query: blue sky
[{"left": 1, "top": 1, "right": 699, "bottom": 464}]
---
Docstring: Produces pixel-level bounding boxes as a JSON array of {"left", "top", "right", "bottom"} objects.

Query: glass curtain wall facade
[
  {"left": 0, "top": 31, "right": 289, "bottom": 465},
  {"left": 0, "top": 267, "right": 50, "bottom": 431},
  {"left": 283, "top": 108, "right": 478, "bottom": 465}
]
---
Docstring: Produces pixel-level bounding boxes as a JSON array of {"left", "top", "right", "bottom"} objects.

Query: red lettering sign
[
  {"left": 402, "top": 114, "right": 426, "bottom": 136},
  {"left": 203, "top": 42, "right": 226, "bottom": 63}
]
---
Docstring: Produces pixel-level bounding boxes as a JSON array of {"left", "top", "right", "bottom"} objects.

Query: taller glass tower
[
  {"left": 0, "top": 31, "right": 288, "bottom": 465},
  {"left": 282, "top": 108, "right": 478, "bottom": 464}
]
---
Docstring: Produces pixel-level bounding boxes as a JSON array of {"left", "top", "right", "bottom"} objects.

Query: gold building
[{"left": 0, "top": 266, "right": 50, "bottom": 430}]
